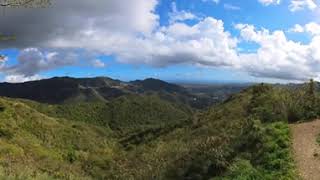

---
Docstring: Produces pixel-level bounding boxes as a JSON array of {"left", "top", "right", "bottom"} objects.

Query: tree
[
  {"left": 0, "top": 0, "right": 50, "bottom": 7},
  {"left": 302, "top": 79, "right": 318, "bottom": 119},
  {"left": 305, "top": 79, "right": 316, "bottom": 108},
  {"left": 307, "top": 79, "right": 316, "bottom": 99}
]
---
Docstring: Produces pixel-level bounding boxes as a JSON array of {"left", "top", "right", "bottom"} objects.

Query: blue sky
[{"left": 1, "top": 0, "right": 320, "bottom": 83}]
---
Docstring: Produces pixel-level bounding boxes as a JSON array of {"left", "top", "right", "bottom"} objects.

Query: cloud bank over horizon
[{"left": 1, "top": 0, "right": 320, "bottom": 82}]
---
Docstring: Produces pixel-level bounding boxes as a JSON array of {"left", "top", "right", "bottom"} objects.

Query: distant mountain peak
[
  {"left": 0, "top": 76, "right": 190, "bottom": 104},
  {"left": 130, "top": 78, "right": 187, "bottom": 93}
]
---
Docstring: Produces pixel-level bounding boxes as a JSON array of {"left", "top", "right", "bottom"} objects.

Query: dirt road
[{"left": 291, "top": 120, "right": 320, "bottom": 180}]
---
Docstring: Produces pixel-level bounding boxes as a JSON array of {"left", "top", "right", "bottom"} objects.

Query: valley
[{"left": 0, "top": 76, "right": 317, "bottom": 179}]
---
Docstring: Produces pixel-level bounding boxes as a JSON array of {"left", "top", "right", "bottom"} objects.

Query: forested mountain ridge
[
  {"left": 0, "top": 77, "right": 228, "bottom": 109},
  {"left": 0, "top": 77, "right": 130, "bottom": 104},
  {"left": 0, "top": 78, "right": 318, "bottom": 179}
]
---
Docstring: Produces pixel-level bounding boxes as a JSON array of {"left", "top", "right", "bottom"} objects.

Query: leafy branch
[{"left": 0, "top": 0, "right": 50, "bottom": 8}]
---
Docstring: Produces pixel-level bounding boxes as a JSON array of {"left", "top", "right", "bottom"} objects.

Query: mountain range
[
  {"left": 0, "top": 76, "right": 248, "bottom": 109},
  {"left": 0, "top": 77, "right": 314, "bottom": 179}
]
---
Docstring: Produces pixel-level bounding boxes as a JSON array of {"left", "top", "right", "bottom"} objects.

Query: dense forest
[{"left": 0, "top": 77, "right": 318, "bottom": 179}]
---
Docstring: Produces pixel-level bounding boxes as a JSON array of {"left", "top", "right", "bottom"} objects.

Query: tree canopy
[{"left": 0, "top": 0, "right": 50, "bottom": 7}]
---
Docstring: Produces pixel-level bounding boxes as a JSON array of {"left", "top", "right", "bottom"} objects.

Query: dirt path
[{"left": 290, "top": 119, "right": 320, "bottom": 180}]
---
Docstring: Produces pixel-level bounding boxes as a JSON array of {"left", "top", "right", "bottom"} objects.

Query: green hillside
[
  {"left": 22, "top": 94, "right": 193, "bottom": 135},
  {"left": 0, "top": 98, "right": 123, "bottom": 179},
  {"left": 0, "top": 80, "right": 319, "bottom": 179}
]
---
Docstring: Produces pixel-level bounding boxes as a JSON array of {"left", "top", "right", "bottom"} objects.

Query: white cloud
[
  {"left": 0, "top": 0, "right": 159, "bottom": 81},
  {"left": 289, "top": 0, "right": 317, "bottom": 12},
  {"left": 258, "top": 0, "right": 281, "bottom": 6},
  {"left": 49, "top": 17, "right": 239, "bottom": 69},
  {"left": 0, "top": 48, "right": 79, "bottom": 81},
  {"left": 4, "top": 74, "right": 42, "bottom": 83},
  {"left": 202, "top": 0, "right": 220, "bottom": 4},
  {"left": 1, "top": 0, "right": 239, "bottom": 81},
  {"left": 288, "top": 24, "right": 305, "bottom": 33},
  {"left": 0, "top": 48, "right": 108, "bottom": 80},
  {"left": 119, "top": 17, "right": 239, "bottom": 67},
  {"left": 236, "top": 24, "right": 320, "bottom": 81},
  {"left": 3, "top": 0, "right": 320, "bottom": 82},
  {"left": 169, "top": 2, "right": 198, "bottom": 24},
  {"left": 92, "top": 59, "right": 106, "bottom": 68},
  {"left": 0, "top": 0, "right": 159, "bottom": 48},
  {"left": 224, "top": 4, "right": 241, "bottom": 10},
  {"left": 0, "top": 55, "right": 8, "bottom": 64},
  {"left": 288, "top": 22, "right": 320, "bottom": 35},
  {"left": 305, "top": 22, "right": 320, "bottom": 35}
]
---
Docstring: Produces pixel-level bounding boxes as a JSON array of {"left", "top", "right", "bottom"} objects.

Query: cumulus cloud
[
  {"left": 0, "top": 48, "right": 77, "bottom": 78},
  {"left": 3, "top": 0, "right": 320, "bottom": 82},
  {"left": 258, "top": 0, "right": 281, "bottom": 6},
  {"left": 91, "top": 59, "right": 106, "bottom": 68},
  {"left": 169, "top": 2, "right": 198, "bottom": 24},
  {"left": 4, "top": 74, "right": 42, "bottom": 83},
  {"left": 305, "top": 22, "right": 320, "bottom": 35},
  {"left": 0, "top": 0, "right": 159, "bottom": 81},
  {"left": 288, "top": 24, "right": 305, "bottom": 33},
  {"left": 289, "top": 0, "right": 317, "bottom": 12},
  {"left": 236, "top": 24, "right": 320, "bottom": 81},
  {"left": 288, "top": 22, "right": 320, "bottom": 35},
  {"left": 0, "top": 0, "right": 159, "bottom": 48},
  {"left": 47, "top": 17, "right": 239, "bottom": 68},
  {"left": 121, "top": 17, "right": 239, "bottom": 67}
]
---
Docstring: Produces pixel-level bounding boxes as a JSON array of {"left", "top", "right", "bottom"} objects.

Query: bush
[
  {"left": 0, "top": 128, "right": 13, "bottom": 139},
  {"left": 212, "top": 159, "right": 263, "bottom": 180}
]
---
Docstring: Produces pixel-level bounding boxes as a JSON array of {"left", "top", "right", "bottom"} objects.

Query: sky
[{"left": 1, "top": 0, "right": 320, "bottom": 83}]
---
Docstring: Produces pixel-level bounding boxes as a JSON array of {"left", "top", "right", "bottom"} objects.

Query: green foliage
[
  {"left": 125, "top": 88, "right": 297, "bottom": 179},
  {"left": 212, "top": 159, "right": 263, "bottom": 180},
  {"left": 246, "top": 81, "right": 320, "bottom": 123},
  {"left": 0, "top": 105, "right": 4, "bottom": 112},
  {"left": 23, "top": 94, "right": 192, "bottom": 135},
  {"left": 254, "top": 122, "right": 296, "bottom": 179},
  {"left": 248, "top": 84, "right": 288, "bottom": 122},
  {"left": 0, "top": 98, "right": 124, "bottom": 179},
  {"left": 317, "top": 133, "right": 320, "bottom": 145},
  {"left": 0, "top": 81, "right": 306, "bottom": 179},
  {"left": 0, "top": 128, "right": 13, "bottom": 139},
  {"left": 213, "top": 122, "right": 296, "bottom": 180}
]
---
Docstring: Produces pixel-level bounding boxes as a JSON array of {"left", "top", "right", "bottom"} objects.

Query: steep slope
[
  {"left": 130, "top": 78, "right": 188, "bottom": 94},
  {"left": 0, "top": 83, "right": 307, "bottom": 179},
  {"left": 0, "top": 97, "right": 129, "bottom": 179},
  {"left": 23, "top": 94, "right": 193, "bottom": 135},
  {"left": 112, "top": 84, "right": 296, "bottom": 179},
  {"left": 0, "top": 77, "right": 126, "bottom": 104}
]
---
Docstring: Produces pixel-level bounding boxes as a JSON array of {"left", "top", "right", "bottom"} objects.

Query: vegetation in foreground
[{"left": 0, "top": 79, "right": 318, "bottom": 179}]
